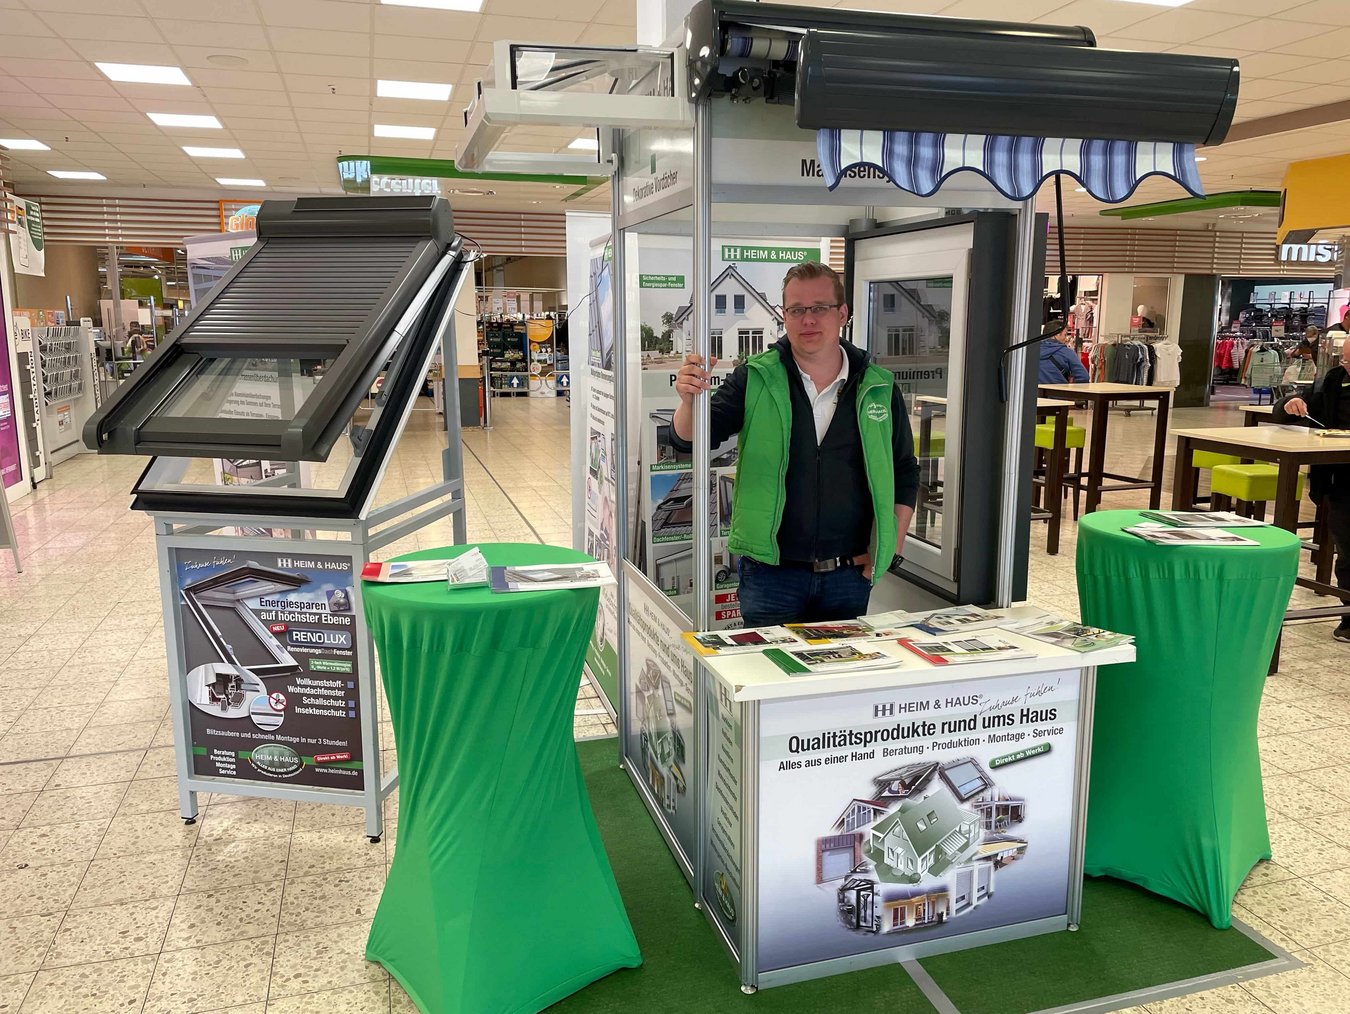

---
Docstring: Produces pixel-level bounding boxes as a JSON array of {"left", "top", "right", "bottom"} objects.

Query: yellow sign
[{"left": 1277, "top": 153, "right": 1350, "bottom": 246}]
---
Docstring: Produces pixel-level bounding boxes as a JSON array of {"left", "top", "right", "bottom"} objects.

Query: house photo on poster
[
  {"left": 754, "top": 670, "right": 1082, "bottom": 972},
  {"left": 172, "top": 548, "right": 365, "bottom": 791},
  {"left": 623, "top": 567, "right": 698, "bottom": 866}
]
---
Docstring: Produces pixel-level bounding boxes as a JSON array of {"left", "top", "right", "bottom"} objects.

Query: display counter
[{"left": 679, "top": 615, "right": 1134, "bottom": 992}]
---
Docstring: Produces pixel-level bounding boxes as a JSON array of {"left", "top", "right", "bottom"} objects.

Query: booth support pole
[
  {"left": 996, "top": 199, "right": 1037, "bottom": 607},
  {"left": 691, "top": 99, "right": 713, "bottom": 632},
  {"left": 610, "top": 133, "right": 632, "bottom": 763}
]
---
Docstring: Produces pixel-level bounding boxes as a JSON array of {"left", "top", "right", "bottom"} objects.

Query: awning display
[{"left": 817, "top": 129, "right": 1204, "bottom": 203}]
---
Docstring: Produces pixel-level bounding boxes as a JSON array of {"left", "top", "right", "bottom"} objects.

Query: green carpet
[
  {"left": 920, "top": 877, "right": 1277, "bottom": 1014},
  {"left": 565, "top": 739, "right": 1280, "bottom": 1013}
]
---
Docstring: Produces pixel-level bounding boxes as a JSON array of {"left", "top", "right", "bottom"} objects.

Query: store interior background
[{"left": 3, "top": 0, "right": 1350, "bottom": 1011}]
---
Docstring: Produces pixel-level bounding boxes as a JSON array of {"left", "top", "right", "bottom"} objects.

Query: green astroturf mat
[{"left": 561, "top": 739, "right": 1281, "bottom": 1013}]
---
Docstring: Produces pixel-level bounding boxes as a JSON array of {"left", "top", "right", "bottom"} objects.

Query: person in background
[
  {"left": 1274, "top": 336, "right": 1350, "bottom": 643},
  {"left": 1038, "top": 330, "right": 1090, "bottom": 384},
  {"left": 670, "top": 262, "right": 919, "bottom": 626}
]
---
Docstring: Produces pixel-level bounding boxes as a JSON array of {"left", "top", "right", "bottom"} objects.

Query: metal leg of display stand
[{"left": 0, "top": 489, "right": 21, "bottom": 573}]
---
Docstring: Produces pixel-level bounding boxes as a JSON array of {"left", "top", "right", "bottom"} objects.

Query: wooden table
[
  {"left": 1171, "top": 425, "right": 1350, "bottom": 623},
  {"left": 1240, "top": 405, "right": 1275, "bottom": 427},
  {"left": 1039, "top": 383, "right": 1173, "bottom": 514}
]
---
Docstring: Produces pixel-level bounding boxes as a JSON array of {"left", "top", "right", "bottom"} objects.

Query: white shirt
[{"left": 798, "top": 346, "right": 850, "bottom": 444}]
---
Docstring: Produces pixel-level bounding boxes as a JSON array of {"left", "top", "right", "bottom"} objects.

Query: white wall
[{"left": 1099, "top": 273, "right": 1184, "bottom": 342}]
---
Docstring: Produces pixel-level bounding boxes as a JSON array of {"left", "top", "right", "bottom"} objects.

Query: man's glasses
[{"left": 783, "top": 303, "right": 841, "bottom": 319}]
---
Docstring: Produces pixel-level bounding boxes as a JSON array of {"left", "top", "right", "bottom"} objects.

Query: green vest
[{"left": 728, "top": 347, "right": 898, "bottom": 584}]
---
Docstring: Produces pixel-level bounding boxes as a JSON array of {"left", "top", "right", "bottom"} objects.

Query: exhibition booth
[{"left": 458, "top": 0, "right": 1265, "bottom": 998}]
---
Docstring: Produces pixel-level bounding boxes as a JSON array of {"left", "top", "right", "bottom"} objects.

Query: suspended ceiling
[{"left": 0, "top": 0, "right": 1347, "bottom": 221}]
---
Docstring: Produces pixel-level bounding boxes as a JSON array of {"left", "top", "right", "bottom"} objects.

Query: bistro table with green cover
[
  {"left": 363, "top": 543, "right": 641, "bottom": 1013},
  {"left": 1075, "top": 511, "right": 1299, "bottom": 929}
]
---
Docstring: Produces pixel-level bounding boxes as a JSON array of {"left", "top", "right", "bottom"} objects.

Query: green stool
[
  {"left": 1210, "top": 464, "right": 1304, "bottom": 521},
  {"left": 1188, "top": 450, "right": 1241, "bottom": 509},
  {"left": 1035, "top": 422, "right": 1087, "bottom": 518}
]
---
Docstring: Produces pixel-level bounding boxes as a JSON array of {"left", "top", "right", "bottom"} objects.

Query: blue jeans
[{"left": 737, "top": 557, "right": 873, "bottom": 627}]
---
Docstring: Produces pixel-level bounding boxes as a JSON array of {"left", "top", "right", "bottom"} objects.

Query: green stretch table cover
[
  {"left": 363, "top": 543, "right": 641, "bottom": 1013},
  {"left": 1076, "top": 511, "right": 1299, "bottom": 929}
]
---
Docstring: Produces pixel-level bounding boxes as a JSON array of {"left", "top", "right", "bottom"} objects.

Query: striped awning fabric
[{"left": 817, "top": 129, "right": 1204, "bottom": 203}]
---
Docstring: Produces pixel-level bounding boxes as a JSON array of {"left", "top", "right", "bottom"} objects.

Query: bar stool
[
  {"left": 1189, "top": 450, "right": 1242, "bottom": 509},
  {"left": 1034, "top": 421, "right": 1086, "bottom": 518},
  {"left": 1210, "top": 464, "right": 1304, "bottom": 520}
]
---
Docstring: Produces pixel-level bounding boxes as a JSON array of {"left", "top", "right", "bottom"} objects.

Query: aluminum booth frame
[{"left": 458, "top": 0, "right": 1238, "bottom": 990}]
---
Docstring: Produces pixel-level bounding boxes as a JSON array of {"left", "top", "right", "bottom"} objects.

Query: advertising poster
[
  {"left": 582, "top": 236, "right": 620, "bottom": 708},
  {"left": 623, "top": 564, "right": 697, "bottom": 866},
  {"left": 755, "top": 670, "right": 1082, "bottom": 972},
  {"left": 172, "top": 548, "right": 365, "bottom": 791},
  {"left": 0, "top": 289, "right": 24, "bottom": 490},
  {"left": 10, "top": 198, "right": 44, "bottom": 277},
  {"left": 703, "top": 676, "right": 743, "bottom": 942}
]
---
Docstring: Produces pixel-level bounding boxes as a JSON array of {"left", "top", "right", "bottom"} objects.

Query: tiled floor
[{"left": 0, "top": 393, "right": 1348, "bottom": 1012}]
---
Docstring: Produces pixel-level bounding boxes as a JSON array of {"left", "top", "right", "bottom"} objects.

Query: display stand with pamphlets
[{"left": 674, "top": 605, "right": 1134, "bottom": 988}]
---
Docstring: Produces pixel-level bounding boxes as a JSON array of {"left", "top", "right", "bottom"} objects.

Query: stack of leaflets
[
  {"left": 1124, "top": 523, "right": 1259, "bottom": 547},
  {"left": 785, "top": 619, "right": 905, "bottom": 643},
  {"left": 1003, "top": 613, "right": 1133, "bottom": 653},
  {"left": 898, "top": 635, "right": 1034, "bottom": 666},
  {"left": 1314, "top": 429, "right": 1350, "bottom": 438},
  {"left": 911, "top": 605, "right": 1005, "bottom": 635},
  {"left": 683, "top": 626, "right": 801, "bottom": 656},
  {"left": 489, "top": 562, "right": 616, "bottom": 593},
  {"left": 1139, "top": 510, "right": 1266, "bottom": 528},
  {"left": 763, "top": 643, "right": 898, "bottom": 676},
  {"left": 361, "top": 548, "right": 491, "bottom": 588}
]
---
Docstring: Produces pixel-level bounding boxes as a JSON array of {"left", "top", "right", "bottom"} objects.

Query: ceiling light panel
[
  {"left": 374, "top": 124, "right": 436, "bottom": 139},
  {"left": 148, "top": 113, "right": 222, "bottom": 129},
  {"left": 183, "top": 146, "right": 245, "bottom": 158},
  {"left": 0, "top": 139, "right": 50, "bottom": 151},
  {"left": 48, "top": 170, "right": 106, "bottom": 180},
  {"left": 568, "top": 137, "right": 599, "bottom": 150},
  {"left": 377, "top": 79, "right": 453, "bottom": 100},
  {"left": 1112, "top": 0, "right": 1193, "bottom": 7},
  {"left": 380, "top": 0, "right": 485, "bottom": 11},
  {"left": 96, "top": 62, "right": 192, "bottom": 85},
  {"left": 216, "top": 178, "right": 266, "bottom": 187}
]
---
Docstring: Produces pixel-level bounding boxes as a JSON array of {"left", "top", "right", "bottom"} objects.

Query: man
[
  {"left": 1038, "top": 330, "right": 1089, "bottom": 384},
  {"left": 1273, "top": 336, "right": 1350, "bottom": 643},
  {"left": 670, "top": 262, "right": 919, "bottom": 626}
]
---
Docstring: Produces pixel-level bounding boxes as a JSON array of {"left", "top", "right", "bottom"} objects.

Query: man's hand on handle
[
  {"left": 674, "top": 353, "right": 718, "bottom": 404},
  {"left": 672, "top": 354, "right": 717, "bottom": 442}
]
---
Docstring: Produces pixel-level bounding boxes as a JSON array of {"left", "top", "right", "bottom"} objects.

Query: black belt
[{"left": 778, "top": 555, "right": 863, "bottom": 573}]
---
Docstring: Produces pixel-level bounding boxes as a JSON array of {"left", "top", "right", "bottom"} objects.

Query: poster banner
[
  {"left": 623, "top": 563, "right": 697, "bottom": 866},
  {"left": 10, "top": 198, "right": 44, "bottom": 277},
  {"left": 0, "top": 287, "right": 24, "bottom": 490},
  {"left": 171, "top": 547, "right": 365, "bottom": 791},
  {"left": 703, "top": 675, "right": 744, "bottom": 942},
  {"left": 755, "top": 670, "right": 1081, "bottom": 972},
  {"left": 582, "top": 235, "right": 620, "bottom": 707}
]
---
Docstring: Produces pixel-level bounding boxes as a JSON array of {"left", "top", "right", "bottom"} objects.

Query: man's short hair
[{"left": 782, "top": 262, "right": 846, "bottom": 306}]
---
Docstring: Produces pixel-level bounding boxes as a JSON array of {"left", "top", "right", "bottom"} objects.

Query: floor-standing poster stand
[
  {"left": 460, "top": 0, "right": 1238, "bottom": 991},
  {"left": 82, "top": 196, "right": 474, "bottom": 841}
]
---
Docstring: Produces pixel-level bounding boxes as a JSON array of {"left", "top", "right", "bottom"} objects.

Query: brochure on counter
[
  {"left": 683, "top": 625, "right": 802, "bottom": 656},
  {"left": 1139, "top": 510, "right": 1267, "bottom": 528},
  {"left": 898, "top": 635, "right": 1035, "bottom": 666},
  {"left": 1003, "top": 612, "right": 1134, "bottom": 653},
  {"left": 1125, "top": 523, "right": 1260, "bottom": 547},
  {"left": 489, "top": 561, "right": 616, "bottom": 593},
  {"left": 764, "top": 643, "right": 898, "bottom": 677},
  {"left": 785, "top": 620, "right": 908, "bottom": 644}
]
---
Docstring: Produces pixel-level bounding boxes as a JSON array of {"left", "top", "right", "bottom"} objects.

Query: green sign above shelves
[{"left": 336, "top": 156, "right": 596, "bottom": 195}]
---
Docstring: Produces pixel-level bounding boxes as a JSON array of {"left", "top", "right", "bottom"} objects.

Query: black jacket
[
  {"left": 1273, "top": 364, "right": 1350, "bottom": 504},
  {"left": 669, "top": 338, "right": 920, "bottom": 562}
]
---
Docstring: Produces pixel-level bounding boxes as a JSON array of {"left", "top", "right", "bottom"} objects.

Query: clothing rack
[{"left": 1090, "top": 333, "right": 1169, "bottom": 414}]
